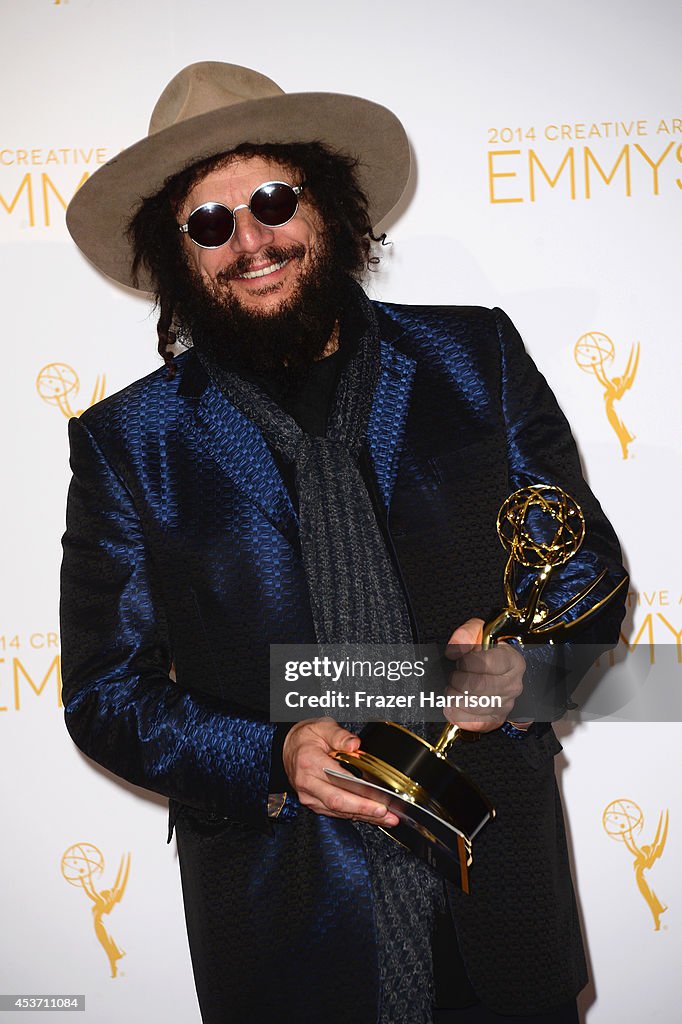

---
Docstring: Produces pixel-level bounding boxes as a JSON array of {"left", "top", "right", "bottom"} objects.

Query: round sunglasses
[{"left": 178, "top": 180, "right": 304, "bottom": 249}]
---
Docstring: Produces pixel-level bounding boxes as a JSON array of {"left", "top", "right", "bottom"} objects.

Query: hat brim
[{"left": 66, "top": 92, "right": 410, "bottom": 292}]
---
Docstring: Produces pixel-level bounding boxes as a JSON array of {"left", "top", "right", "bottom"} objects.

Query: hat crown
[
  {"left": 66, "top": 61, "right": 410, "bottom": 291},
  {"left": 148, "top": 61, "right": 284, "bottom": 136}
]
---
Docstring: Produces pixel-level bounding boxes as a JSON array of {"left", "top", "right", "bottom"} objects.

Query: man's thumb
[{"left": 447, "top": 617, "right": 484, "bottom": 655}]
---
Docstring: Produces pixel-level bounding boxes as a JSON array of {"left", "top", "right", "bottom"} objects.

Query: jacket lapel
[
  {"left": 190, "top": 382, "right": 299, "bottom": 545},
  {"left": 366, "top": 339, "right": 417, "bottom": 511}
]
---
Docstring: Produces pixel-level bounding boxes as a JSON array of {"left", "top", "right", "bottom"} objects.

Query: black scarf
[{"left": 198, "top": 286, "right": 412, "bottom": 647}]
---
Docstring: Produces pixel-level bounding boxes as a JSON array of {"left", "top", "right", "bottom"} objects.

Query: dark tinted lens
[
  {"left": 187, "top": 203, "right": 234, "bottom": 247},
  {"left": 250, "top": 183, "right": 298, "bottom": 227}
]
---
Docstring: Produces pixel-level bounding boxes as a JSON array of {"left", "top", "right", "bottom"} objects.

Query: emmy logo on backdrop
[
  {"left": 574, "top": 331, "right": 640, "bottom": 459},
  {"left": 61, "top": 843, "right": 131, "bottom": 977},
  {"left": 36, "top": 364, "right": 105, "bottom": 418},
  {"left": 602, "top": 799, "right": 669, "bottom": 930}
]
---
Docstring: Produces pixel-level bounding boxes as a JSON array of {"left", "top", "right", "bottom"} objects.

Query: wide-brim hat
[{"left": 66, "top": 61, "right": 411, "bottom": 293}]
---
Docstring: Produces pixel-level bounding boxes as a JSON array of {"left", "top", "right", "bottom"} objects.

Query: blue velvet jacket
[{"left": 61, "top": 303, "right": 626, "bottom": 1021}]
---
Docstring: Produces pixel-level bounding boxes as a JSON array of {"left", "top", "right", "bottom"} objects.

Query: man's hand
[
  {"left": 444, "top": 618, "right": 527, "bottom": 733},
  {"left": 282, "top": 718, "right": 400, "bottom": 826}
]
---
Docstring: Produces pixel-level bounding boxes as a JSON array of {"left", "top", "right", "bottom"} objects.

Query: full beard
[{"left": 173, "top": 236, "right": 352, "bottom": 380}]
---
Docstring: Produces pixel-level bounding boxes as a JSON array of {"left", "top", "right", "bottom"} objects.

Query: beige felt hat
[{"left": 66, "top": 61, "right": 411, "bottom": 292}]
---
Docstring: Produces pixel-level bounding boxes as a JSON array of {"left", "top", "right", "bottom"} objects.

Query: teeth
[{"left": 238, "top": 259, "right": 288, "bottom": 280}]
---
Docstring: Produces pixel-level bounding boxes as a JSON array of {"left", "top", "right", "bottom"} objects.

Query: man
[{"left": 61, "top": 62, "right": 626, "bottom": 1023}]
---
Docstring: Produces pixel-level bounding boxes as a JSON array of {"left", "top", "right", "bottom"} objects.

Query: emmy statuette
[{"left": 325, "top": 484, "right": 627, "bottom": 890}]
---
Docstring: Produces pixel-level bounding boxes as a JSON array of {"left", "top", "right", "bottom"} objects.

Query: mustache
[{"left": 216, "top": 244, "right": 306, "bottom": 283}]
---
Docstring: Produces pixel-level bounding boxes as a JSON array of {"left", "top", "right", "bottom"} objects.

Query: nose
[{"left": 229, "top": 206, "right": 275, "bottom": 254}]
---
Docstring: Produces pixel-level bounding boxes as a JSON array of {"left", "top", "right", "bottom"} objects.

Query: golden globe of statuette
[
  {"left": 61, "top": 842, "right": 105, "bottom": 887},
  {"left": 602, "top": 798, "right": 643, "bottom": 840},
  {"left": 37, "top": 363, "right": 80, "bottom": 406},
  {"left": 574, "top": 331, "right": 615, "bottom": 374},
  {"left": 496, "top": 484, "right": 584, "bottom": 569}
]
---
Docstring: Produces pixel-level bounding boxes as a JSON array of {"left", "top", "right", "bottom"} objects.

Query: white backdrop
[{"left": 2, "top": 1, "right": 680, "bottom": 1021}]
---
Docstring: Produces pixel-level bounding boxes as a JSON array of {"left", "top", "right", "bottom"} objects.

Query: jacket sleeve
[
  {"left": 494, "top": 307, "right": 628, "bottom": 720},
  {"left": 60, "top": 414, "right": 285, "bottom": 833}
]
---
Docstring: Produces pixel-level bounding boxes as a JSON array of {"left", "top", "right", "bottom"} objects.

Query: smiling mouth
[{"left": 237, "top": 258, "right": 290, "bottom": 281}]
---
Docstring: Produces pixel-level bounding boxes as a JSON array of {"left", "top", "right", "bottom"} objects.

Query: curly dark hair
[{"left": 127, "top": 141, "right": 383, "bottom": 372}]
